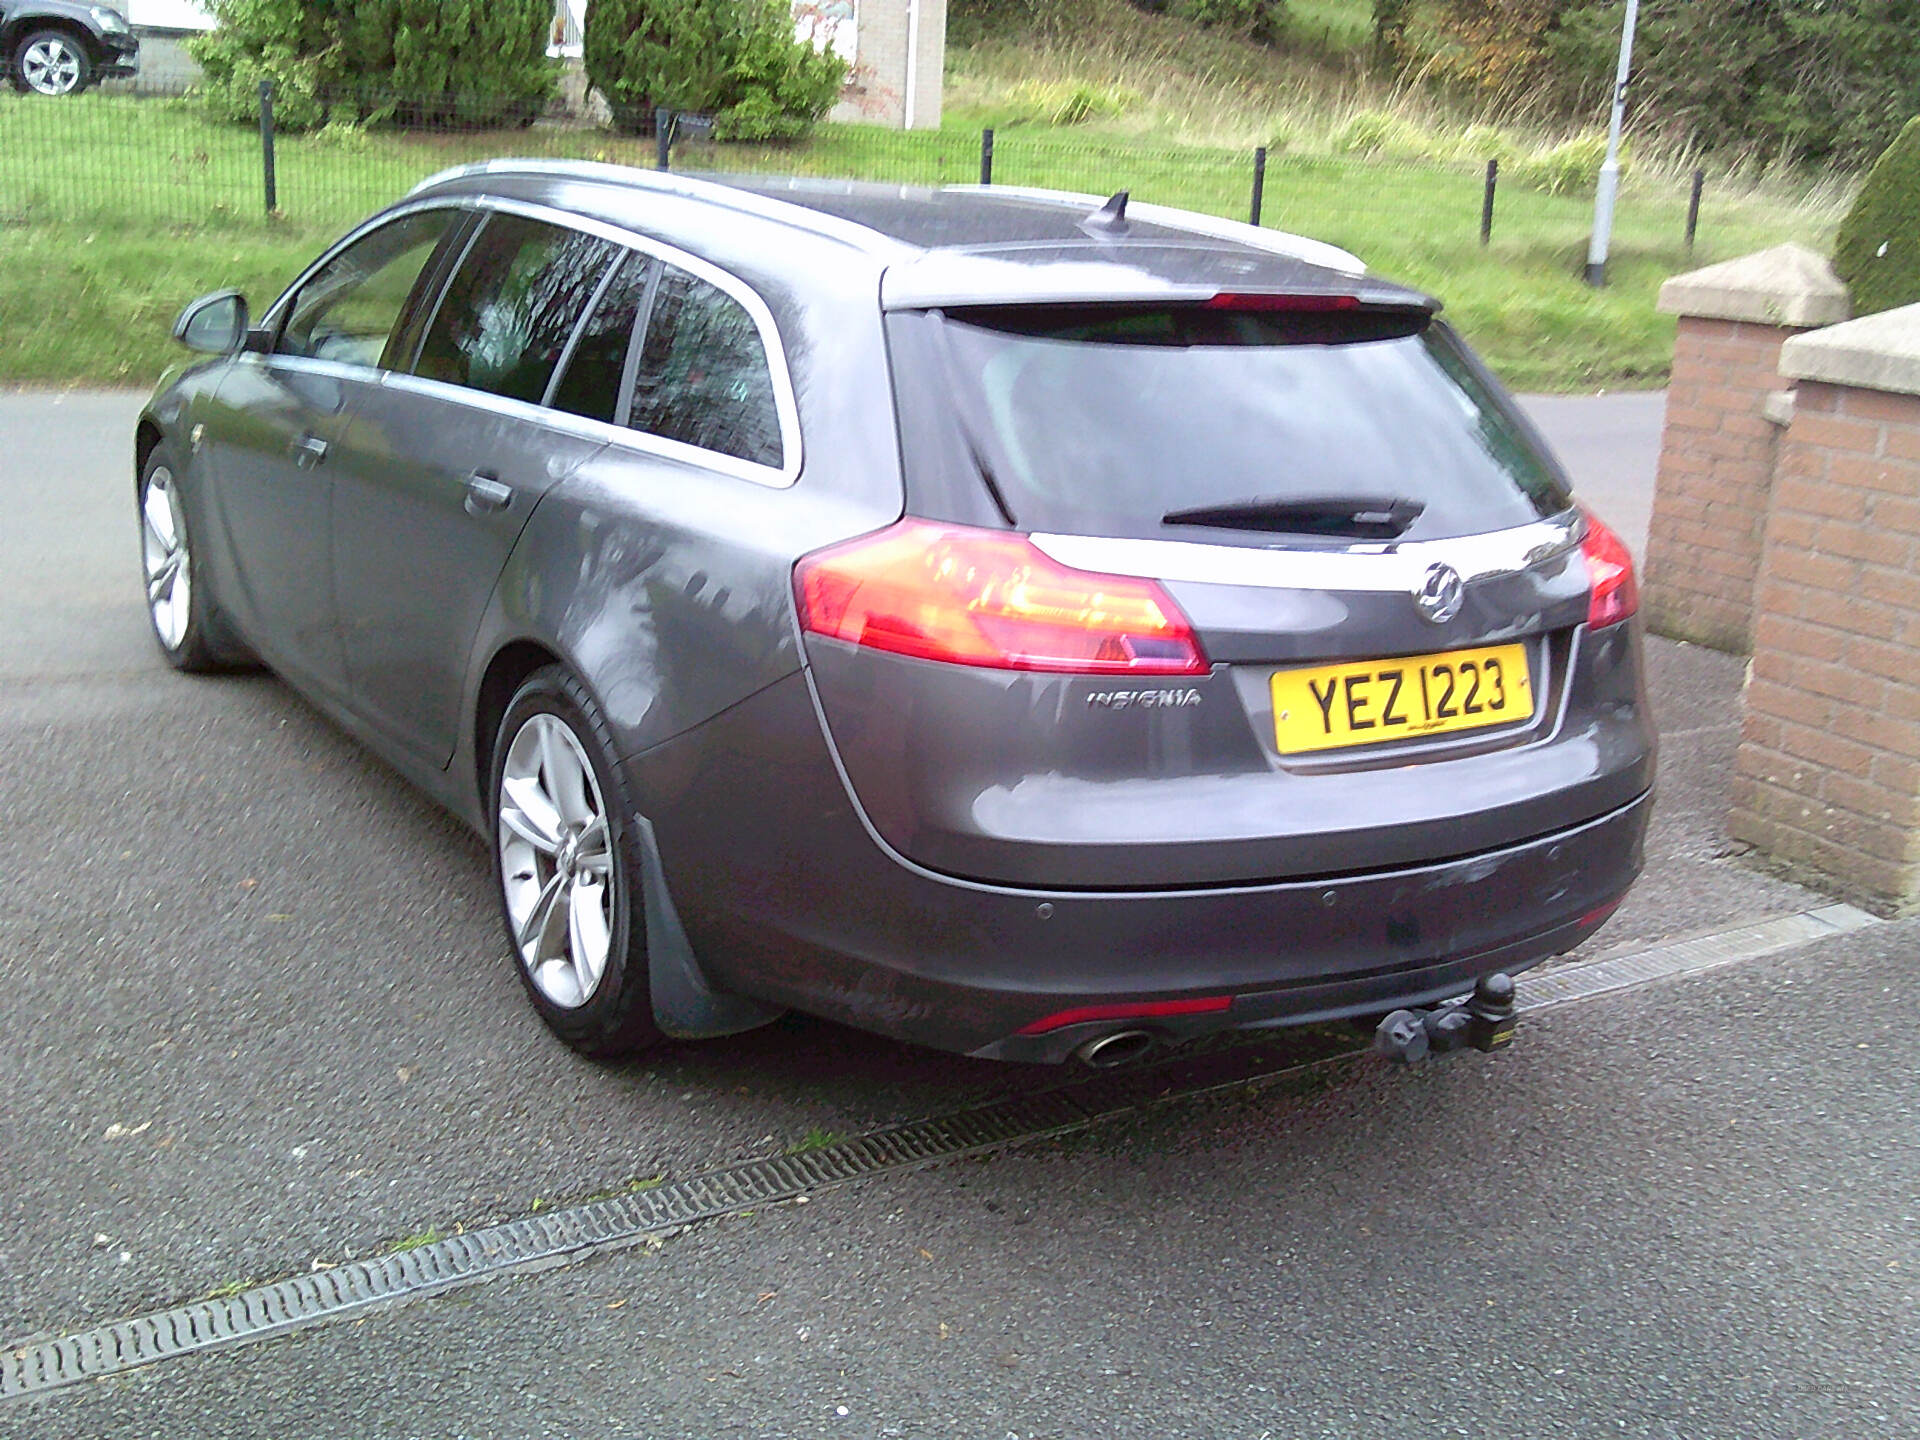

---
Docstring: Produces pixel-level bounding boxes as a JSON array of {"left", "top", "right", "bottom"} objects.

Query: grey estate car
[{"left": 139, "top": 161, "right": 1654, "bottom": 1066}]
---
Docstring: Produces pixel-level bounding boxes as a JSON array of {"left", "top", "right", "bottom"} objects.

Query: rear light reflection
[
  {"left": 794, "top": 518, "right": 1208, "bottom": 675},
  {"left": 1581, "top": 509, "right": 1639, "bottom": 629},
  {"left": 1017, "top": 995, "right": 1234, "bottom": 1036}
]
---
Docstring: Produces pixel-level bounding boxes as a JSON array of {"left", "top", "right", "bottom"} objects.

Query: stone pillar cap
[
  {"left": 1781, "top": 303, "right": 1920, "bottom": 397},
  {"left": 1656, "top": 243, "right": 1850, "bottom": 328}
]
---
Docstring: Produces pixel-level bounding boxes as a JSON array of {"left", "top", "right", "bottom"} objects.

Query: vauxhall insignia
[{"left": 1415, "top": 562, "right": 1465, "bottom": 624}]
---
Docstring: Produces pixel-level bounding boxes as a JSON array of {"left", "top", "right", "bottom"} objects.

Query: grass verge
[{"left": 1, "top": 92, "right": 1838, "bottom": 391}]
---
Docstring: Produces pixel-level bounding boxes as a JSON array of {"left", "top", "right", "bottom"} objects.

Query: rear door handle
[
  {"left": 289, "top": 434, "right": 329, "bottom": 469},
  {"left": 463, "top": 473, "right": 514, "bottom": 516}
]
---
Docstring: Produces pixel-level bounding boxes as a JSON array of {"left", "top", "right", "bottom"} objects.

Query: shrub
[
  {"left": 586, "top": 0, "right": 847, "bottom": 141},
  {"left": 189, "top": 0, "right": 557, "bottom": 131},
  {"left": 1507, "top": 132, "right": 1622, "bottom": 196},
  {"left": 1833, "top": 116, "right": 1920, "bottom": 317},
  {"left": 998, "top": 79, "right": 1138, "bottom": 127},
  {"left": 1331, "top": 108, "right": 1432, "bottom": 158}
]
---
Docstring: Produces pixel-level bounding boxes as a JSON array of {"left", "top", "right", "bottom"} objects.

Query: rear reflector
[
  {"left": 794, "top": 519, "right": 1208, "bottom": 675},
  {"left": 1581, "top": 509, "right": 1639, "bottom": 629},
  {"left": 1203, "top": 291, "right": 1360, "bottom": 311},
  {"left": 1017, "top": 995, "right": 1234, "bottom": 1036}
]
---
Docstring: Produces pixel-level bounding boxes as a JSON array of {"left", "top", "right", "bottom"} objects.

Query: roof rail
[{"left": 406, "top": 159, "right": 906, "bottom": 256}]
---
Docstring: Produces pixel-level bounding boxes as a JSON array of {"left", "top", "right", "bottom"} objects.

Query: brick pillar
[
  {"left": 1731, "top": 303, "right": 1920, "bottom": 912},
  {"left": 1644, "top": 245, "right": 1849, "bottom": 652}
]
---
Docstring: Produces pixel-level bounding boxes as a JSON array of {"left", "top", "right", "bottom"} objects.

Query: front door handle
[
  {"left": 464, "top": 473, "right": 514, "bottom": 516},
  {"left": 289, "top": 433, "right": 329, "bottom": 469}
]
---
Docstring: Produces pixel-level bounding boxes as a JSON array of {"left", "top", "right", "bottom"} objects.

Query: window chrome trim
[
  {"left": 262, "top": 197, "right": 480, "bottom": 339},
  {"left": 1029, "top": 514, "right": 1583, "bottom": 593},
  {"left": 265, "top": 192, "right": 804, "bottom": 488},
  {"left": 453, "top": 195, "right": 801, "bottom": 487},
  {"left": 374, "top": 367, "right": 793, "bottom": 491}
]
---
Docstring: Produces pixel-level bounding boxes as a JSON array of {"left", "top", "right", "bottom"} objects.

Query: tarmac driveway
[{"left": 4, "top": 387, "right": 1911, "bottom": 1439}]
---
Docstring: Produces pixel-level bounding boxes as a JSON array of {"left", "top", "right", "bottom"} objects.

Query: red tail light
[
  {"left": 794, "top": 519, "right": 1208, "bottom": 675},
  {"left": 1204, "top": 291, "right": 1359, "bottom": 311},
  {"left": 1581, "top": 509, "right": 1638, "bottom": 629}
]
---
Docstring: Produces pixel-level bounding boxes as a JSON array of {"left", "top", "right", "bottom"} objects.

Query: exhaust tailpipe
[{"left": 1074, "top": 1029, "right": 1157, "bottom": 1070}]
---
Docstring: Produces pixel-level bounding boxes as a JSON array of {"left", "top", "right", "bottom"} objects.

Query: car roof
[{"left": 407, "top": 160, "right": 1438, "bottom": 313}]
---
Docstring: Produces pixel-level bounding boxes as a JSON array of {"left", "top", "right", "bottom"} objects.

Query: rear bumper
[{"left": 627, "top": 670, "right": 1652, "bottom": 1062}]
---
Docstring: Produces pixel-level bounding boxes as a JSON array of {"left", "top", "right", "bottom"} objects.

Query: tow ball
[{"left": 1372, "top": 973, "right": 1518, "bottom": 1065}]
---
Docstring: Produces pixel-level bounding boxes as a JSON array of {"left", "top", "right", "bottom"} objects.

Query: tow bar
[{"left": 1372, "top": 973, "right": 1518, "bottom": 1065}]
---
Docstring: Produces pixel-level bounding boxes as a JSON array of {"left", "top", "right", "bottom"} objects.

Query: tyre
[
  {"left": 491, "top": 667, "right": 663, "bottom": 1059},
  {"left": 12, "top": 30, "right": 93, "bottom": 96},
  {"left": 139, "top": 445, "right": 246, "bottom": 672}
]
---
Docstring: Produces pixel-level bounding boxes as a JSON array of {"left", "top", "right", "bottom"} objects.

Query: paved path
[{"left": 7, "top": 388, "right": 1909, "bottom": 1440}]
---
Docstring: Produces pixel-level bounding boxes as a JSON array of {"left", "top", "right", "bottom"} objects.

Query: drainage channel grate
[{"left": 2, "top": 901, "right": 1879, "bottom": 1401}]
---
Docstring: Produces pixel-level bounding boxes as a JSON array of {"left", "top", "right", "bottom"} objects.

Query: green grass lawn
[{"left": 0, "top": 92, "right": 1837, "bottom": 390}]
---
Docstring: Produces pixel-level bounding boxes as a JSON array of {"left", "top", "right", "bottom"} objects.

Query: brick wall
[
  {"left": 1730, "top": 379, "right": 1920, "bottom": 908},
  {"left": 1642, "top": 315, "right": 1802, "bottom": 652}
]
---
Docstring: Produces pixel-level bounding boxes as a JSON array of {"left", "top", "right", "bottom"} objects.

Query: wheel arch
[
  {"left": 473, "top": 639, "right": 567, "bottom": 817},
  {"left": 135, "top": 417, "right": 164, "bottom": 491},
  {"left": 7, "top": 18, "right": 99, "bottom": 63}
]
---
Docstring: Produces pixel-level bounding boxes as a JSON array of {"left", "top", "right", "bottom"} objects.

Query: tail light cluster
[
  {"left": 1580, "top": 509, "right": 1639, "bottom": 629},
  {"left": 794, "top": 518, "right": 1208, "bottom": 676}
]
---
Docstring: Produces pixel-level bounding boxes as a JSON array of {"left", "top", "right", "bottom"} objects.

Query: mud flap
[{"left": 631, "top": 812, "right": 786, "bottom": 1039}]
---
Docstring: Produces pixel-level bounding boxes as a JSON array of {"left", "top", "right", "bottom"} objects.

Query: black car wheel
[
  {"left": 139, "top": 445, "right": 245, "bottom": 672},
  {"left": 492, "top": 666, "right": 663, "bottom": 1059},
  {"left": 12, "top": 29, "right": 93, "bottom": 96}
]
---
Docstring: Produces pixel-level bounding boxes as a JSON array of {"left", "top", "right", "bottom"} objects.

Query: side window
[
  {"left": 547, "top": 251, "right": 655, "bottom": 426},
  {"left": 413, "top": 213, "right": 621, "bottom": 406},
  {"left": 629, "top": 266, "right": 784, "bottom": 469},
  {"left": 279, "top": 209, "right": 457, "bottom": 368}
]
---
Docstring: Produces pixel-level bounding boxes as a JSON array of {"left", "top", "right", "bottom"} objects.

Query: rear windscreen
[{"left": 903, "top": 305, "right": 1572, "bottom": 544}]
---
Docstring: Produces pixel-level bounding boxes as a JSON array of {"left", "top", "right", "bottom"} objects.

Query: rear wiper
[{"left": 1160, "top": 495, "right": 1425, "bottom": 540}]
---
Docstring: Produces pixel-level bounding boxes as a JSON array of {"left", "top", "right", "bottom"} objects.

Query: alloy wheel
[
  {"left": 141, "top": 466, "right": 192, "bottom": 651},
  {"left": 21, "top": 37, "right": 83, "bottom": 95},
  {"left": 497, "top": 712, "right": 616, "bottom": 1009}
]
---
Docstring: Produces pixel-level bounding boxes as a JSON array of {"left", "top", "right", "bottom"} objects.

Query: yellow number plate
[{"left": 1270, "top": 643, "right": 1534, "bottom": 755}]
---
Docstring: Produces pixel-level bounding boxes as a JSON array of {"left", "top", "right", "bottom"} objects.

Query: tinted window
[
  {"left": 629, "top": 267, "right": 783, "bottom": 468},
  {"left": 547, "top": 251, "right": 655, "bottom": 426},
  {"left": 414, "top": 214, "right": 621, "bottom": 406},
  {"left": 919, "top": 306, "right": 1571, "bottom": 543},
  {"left": 280, "top": 209, "right": 456, "bottom": 368}
]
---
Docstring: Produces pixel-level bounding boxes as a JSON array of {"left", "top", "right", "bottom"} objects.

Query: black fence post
[
  {"left": 257, "top": 79, "right": 277, "bottom": 215},
  {"left": 1480, "top": 158, "right": 1497, "bottom": 246},
  {"left": 979, "top": 128, "right": 994, "bottom": 185},
  {"left": 1249, "top": 145, "right": 1267, "bottom": 227},
  {"left": 1685, "top": 168, "right": 1704, "bottom": 254},
  {"left": 656, "top": 108, "right": 672, "bottom": 171}
]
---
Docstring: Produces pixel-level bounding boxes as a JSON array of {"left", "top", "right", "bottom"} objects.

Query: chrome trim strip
[
  {"left": 1029, "top": 516, "right": 1582, "bottom": 592},
  {"left": 449, "top": 195, "right": 802, "bottom": 487},
  {"left": 261, "top": 197, "right": 477, "bottom": 332},
  {"left": 375, "top": 369, "right": 792, "bottom": 490},
  {"left": 938, "top": 184, "right": 1367, "bottom": 276},
  {"left": 262, "top": 193, "right": 803, "bottom": 489}
]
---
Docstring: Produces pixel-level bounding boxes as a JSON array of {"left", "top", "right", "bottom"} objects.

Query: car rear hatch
[{"left": 795, "top": 282, "right": 1651, "bottom": 890}]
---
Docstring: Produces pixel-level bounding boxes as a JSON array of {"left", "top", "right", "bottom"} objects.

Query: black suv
[{"left": 3, "top": 0, "right": 136, "bottom": 95}]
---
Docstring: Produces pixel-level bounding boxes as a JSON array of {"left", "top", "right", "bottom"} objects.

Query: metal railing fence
[{"left": 2, "top": 78, "right": 1727, "bottom": 264}]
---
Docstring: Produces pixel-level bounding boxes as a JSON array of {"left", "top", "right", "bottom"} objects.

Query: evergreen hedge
[
  {"left": 191, "top": 0, "right": 559, "bottom": 131},
  {"left": 1833, "top": 117, "right": 1920, "bottom": 318},
  {"left": 584, "top": 0, "right": 847, "bottom": 142}
]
